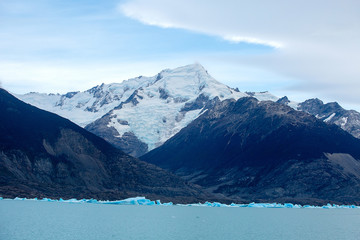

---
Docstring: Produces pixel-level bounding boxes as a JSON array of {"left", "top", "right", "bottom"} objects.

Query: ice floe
[{"left": 1, "top": 196, "right": 359, "bottom": 209}]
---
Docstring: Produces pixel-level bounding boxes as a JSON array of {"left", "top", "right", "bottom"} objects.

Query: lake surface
[{"left": 1, "top": 200, "right": 360, "bottom": 240}]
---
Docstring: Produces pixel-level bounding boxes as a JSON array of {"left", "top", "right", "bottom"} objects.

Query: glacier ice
[{"left": 1, "top": 196, "right": 359, "bottom": 209}]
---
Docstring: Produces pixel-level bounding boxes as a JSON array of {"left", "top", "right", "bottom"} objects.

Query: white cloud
[
  {"left": 222, "top": 35, "right": 283, "bottom": 48},
  {"left": 119, "top": 0, "right": 360, "bottom": 109}
]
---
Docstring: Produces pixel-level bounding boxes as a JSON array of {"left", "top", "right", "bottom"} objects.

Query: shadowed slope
[
  {"left": 0, "top": 88, "right": 215, "bottom": 203},
  {"left": 142, "top": 97, "right": 360, "bottom": 205}
]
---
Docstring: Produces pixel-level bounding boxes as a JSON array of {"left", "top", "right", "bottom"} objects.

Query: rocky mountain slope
[
  {"left": 142, "top": 97, "right": 360, "bottom": 205},
  {"left": 297, "top": 98, "right": 360, "bottom": 138},
  {"left": 260, "top": 95, "right": 360, "bottom": 139},
  {"left": 16, "top": 64, "right": 360, "bottom": 157},
  {"left": 0, "top": 88, "right": 215, "bottom": 203}
]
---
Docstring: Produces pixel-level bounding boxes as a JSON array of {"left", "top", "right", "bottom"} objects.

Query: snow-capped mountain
[
  {"left": 16, "top": 63, "right": 360, "bottom": 157},
  {"left": 16, "top": 75, "right": 158, "bottom": 127},
  {"left": 244, "top": 92, "right": 360, "bottom": 139},
  {"left": 266, "top": 96, "right": 360, "bottom": 139},
  {"left": 297, "top": 98, "right": 360, "bottom": 138},
  {"left": 16, "top": 64, "right": 249, "bottom": 156},
  {"left": 85, "top": 64, "right": 248, "bottom": 156}
]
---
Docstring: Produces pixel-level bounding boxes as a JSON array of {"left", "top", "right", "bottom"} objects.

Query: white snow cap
[{"left": 15, "top": 63, "right": 284, "bottom": 151}]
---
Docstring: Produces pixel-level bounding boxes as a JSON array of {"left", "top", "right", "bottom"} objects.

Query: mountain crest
[{"left": 15, "top": 64, "right": 360, "bottom": 156}]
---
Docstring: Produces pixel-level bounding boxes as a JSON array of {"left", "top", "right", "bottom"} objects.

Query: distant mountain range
[
  {"left": 297, "top": 98, "right": 360, "bottom": 139},
  {"left": 142, "top": 97, "right": 360, "bottom": 205},
  {"left": 16, "top": 64, "right": 360, "bottom": 157},
  {"left": 0, "top": 88, "right": 215, "bottom": 203},
  {"left": 5, "top": 63, "right": 360, "bottom": 205}
]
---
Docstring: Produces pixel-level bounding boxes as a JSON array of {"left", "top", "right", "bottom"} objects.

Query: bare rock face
[
  {"left": 276, "top": 96, "right": 290, "bottom": 105},
  {"left": 0, "top": 88, "right": 217, "bottom": 203},
  {"left": 297, "top": 98, "right": 360, "bottom": 139},
  {"left": 85, "top": 113, "right": 148, "bottom": 157},
  {"left": 142, "top": 97, "right": 360, "bottom": 205}
]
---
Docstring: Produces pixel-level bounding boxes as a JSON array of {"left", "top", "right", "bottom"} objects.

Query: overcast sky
[{"left": 1, "top": 0, "right": 359, "bottom": 110}]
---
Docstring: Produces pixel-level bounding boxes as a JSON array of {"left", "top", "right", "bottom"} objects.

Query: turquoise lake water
[{"left": 1, "top": 200, "right": 360, "bottom": 240}]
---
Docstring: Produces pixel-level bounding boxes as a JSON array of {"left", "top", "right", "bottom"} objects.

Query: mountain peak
[
  {"left": 171, "top": 62, "right": 206, "bottom": 71},
  {"left": 159, "top": 63, "right": 210, "bottom": 82},
  {"left": 276, "top": 96, "right": 290, "bottom": 105},
  {"left": 184, "top": 62, "right": 207, "bottom": 72},
  {"left": 93, "top": 63, "right": 248, "bottom": 154},
  {"left": 160, "top": 63, "right": 209, "bottom": 78},
  {"left": 15, "top": 63, "right": 248, "bottom": 156}
]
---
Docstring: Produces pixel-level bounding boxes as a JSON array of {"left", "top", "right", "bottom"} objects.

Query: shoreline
[{"left": 1, "top": 196, "right": 359, "bottom": 209}]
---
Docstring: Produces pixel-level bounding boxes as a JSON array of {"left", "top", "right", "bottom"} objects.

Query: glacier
[{"left": 1, "top": 197, "right": 359, "bottom": 209}]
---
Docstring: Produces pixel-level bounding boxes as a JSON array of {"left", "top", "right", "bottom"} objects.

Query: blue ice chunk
[
  {"left": 40, "top": 198, "right": 54, "bottom": 202},
  {"left": 211, "top": 202, "right": 222, "bottom": 207},
  {"left": 64, "top": 198, "right": 80, "bottom": 203},
  {"left": 118, "top": 197, "right": 141, "bottom": 205},
  {"left": 247, "top": 202, "right": 262, "bottom": 208},
  {"left": 304, "top": 205, "right": 316, "bottom": 208},
  {"left": 85, "top": 199, "right": 98, "bottom": 204},
  {"left": 237, "top": 204, "right": 248, "bottom": 208},
  {"left": 101, "top": 200, "right": 119, "bottom": 205},
  {"left": 322, "top": 204, "right": 333, "bottom": 209},
  {"left": 162, "top": 202, "right": 173, "bottom": 206},
  {"left": 204, "top": 202, "right": 213, "bottom": 207},
  {"left": 197, "top": 202, "right": 235, "bottom": 207},
  {"left": 211, "top": 202, "right": 219, "bottom": 207},
  {"left": 104, "top": 197, "right": 155, "bottom": 205},
  {"left": 137, "top": 198, "right": 150, "bottom": 205},
  {"left": 156, "top": 200, "right": 161, "bottom": 205},
  {"left": 272, "top": 203, "right": 285, "bottom": 208},
  {"left": 14, "top": 197, "right": 25, "bottom": 201},
  {"left": 284, "top": 203, "right": 294, "bottom": 208}
]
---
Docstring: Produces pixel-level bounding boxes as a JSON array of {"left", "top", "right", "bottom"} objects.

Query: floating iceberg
[
  {"left": 99, "top": 197, "right": 156, "bottom": 205},
  {"left": 1, "top": 196, "right": 359, "bottom": 209}
]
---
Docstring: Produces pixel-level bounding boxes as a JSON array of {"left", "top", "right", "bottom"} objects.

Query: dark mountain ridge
[
  {"left": 142, "top": 97, "right": 360, "bottom": 205},
  {"left": 0, "top": 88, "right": 215, "bottom": 203}
]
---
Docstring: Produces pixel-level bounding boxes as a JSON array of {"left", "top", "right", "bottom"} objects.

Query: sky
[{"left": 0, "top": 0, "right": 359, "bottom": 110}]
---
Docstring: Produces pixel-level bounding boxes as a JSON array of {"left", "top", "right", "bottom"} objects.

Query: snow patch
[
  {"left": 340, "top": 117, "right": 348, "bottom": 128},
  {"left": 324, "top": 113, "right": 336, "bottom": 122},
  {"left": 250, "top": 91, "right": 279, "bottom": 102}
]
